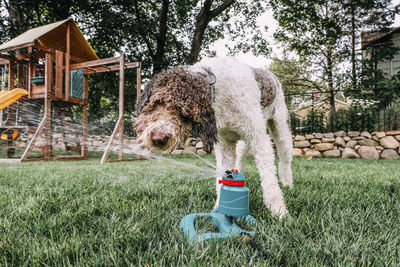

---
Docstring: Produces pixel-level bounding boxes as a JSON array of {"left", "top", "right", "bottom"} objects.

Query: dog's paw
[
  {"left": 264, "top": 195, "right": 288, "bottom": 220},
  {"left": 281, "top": 178, "right": 293, "bottom": 188},
  {"left": 278, "top": 166, "right": 293, "bottom": 188},
  {"left": 271, "top": 205, "right": 288, "bottom": 220}
]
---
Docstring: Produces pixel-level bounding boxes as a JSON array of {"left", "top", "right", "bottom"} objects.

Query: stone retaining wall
[
  {"left": 293, "top": 130, "right": 400, "bottom": 159},
  {"left": 169, "top": 130, "right": 400, "bottom": 159},
  {"left": 14, "top": 132, "right": 139, "bottom": 152},
  {"left": 14, "top": 130, "right": 400, "bottom": 159}
]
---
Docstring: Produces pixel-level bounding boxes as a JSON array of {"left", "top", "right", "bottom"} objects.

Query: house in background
[{"left": 361, "top": 27, "right": 400, "bottom": 78}]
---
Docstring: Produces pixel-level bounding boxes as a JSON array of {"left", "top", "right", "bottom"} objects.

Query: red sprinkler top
[{"left": 218, "top": 179, "right": 246, "bottom": 186}]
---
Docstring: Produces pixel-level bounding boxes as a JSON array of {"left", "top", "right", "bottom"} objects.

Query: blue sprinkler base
[{"left": 179, "top": 209, "right": 256, "bottom": 246}]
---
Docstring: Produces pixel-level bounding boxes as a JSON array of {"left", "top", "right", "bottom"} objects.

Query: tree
[
  {"left": 341, "top": 0, "right": 399, "bottom": 90},
  {"left": 270, "top": 0, "right": 399, "bottom": 131},
  {"left": 115, "top": 0, "right": 268, "bottom": 74},
  {"left": 187, "top": 0, "right": 235, "bottom": 64},
  {"left": 271, "top": 0, "right": 349, "bottom": 131},
  {"left": 269, "top": 56, "right": 326, "bottom": 111},
  {"left": 269, "top": 56, "right": 323, "bottom": 94},
  {"left": 0, "top": 0, "right": 270, "bottom": 123}
]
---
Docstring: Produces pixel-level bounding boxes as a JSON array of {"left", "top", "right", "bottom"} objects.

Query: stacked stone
[
  {"left": 293, "top": 130, "right": 400, "bottom": 159},
  {"left": 169, "top": 137, "right": 210, "bottom": 156},
  {"left": 14, "top": 130, "right": 400, "bottom": 158},
  {"left": 15, "top": 133, "right": 140, "bottom": 152}
]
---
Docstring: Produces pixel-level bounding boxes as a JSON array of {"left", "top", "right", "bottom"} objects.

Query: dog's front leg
[{"left": 214, "top": 137, "right": 236, "bottom": 209}]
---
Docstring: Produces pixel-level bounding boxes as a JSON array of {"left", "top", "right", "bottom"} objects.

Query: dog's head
[{"left": 134, "top": 66, "right": 217, "bottom": 153}]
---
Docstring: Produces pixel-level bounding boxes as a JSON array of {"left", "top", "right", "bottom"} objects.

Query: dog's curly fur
[
  {"left": 135, "top": 57, "right": 293, "bottom": 218},
  {"left": 135, "top": 66, "right": 217, "bottom": 152}
]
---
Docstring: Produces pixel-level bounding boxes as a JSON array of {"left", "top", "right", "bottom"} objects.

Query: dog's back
[{"left": 189, "top": 57, "right": 284, "bottom": 124}]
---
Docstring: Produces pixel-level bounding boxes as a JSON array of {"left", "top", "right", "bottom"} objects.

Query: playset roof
[{"left": 0, "top": 18, "right": 98, "bottom": 61}]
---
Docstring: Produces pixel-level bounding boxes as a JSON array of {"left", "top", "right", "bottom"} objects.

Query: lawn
[{"left": 0, "top": 155, "right": 399, "bottom": 266}]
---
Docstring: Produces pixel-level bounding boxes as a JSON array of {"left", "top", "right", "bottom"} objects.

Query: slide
[{"left": 0, "top": 88, "right": 28, "bottom": 110}]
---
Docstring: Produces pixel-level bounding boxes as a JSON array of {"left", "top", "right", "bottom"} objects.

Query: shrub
[{"left": 302, "top": 109, "right": 326, "bottom": 133}]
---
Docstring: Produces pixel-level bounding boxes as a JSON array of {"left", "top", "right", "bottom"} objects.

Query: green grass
[{"left": 0, "top": 155, "right": 399, "bottom": 266}]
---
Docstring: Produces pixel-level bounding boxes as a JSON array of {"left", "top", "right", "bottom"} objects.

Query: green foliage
[
  {"left": 348, "top": 61, "right": 400, "bottom": 109},
  {"left": 333, "top": 100, "right": 377, "bottom": 132},
  {"left": 219, "top": 1, "right": 269, "bottom": 57},
  {"left": 271, "top": 0, "right": 398, "bottom": 86},
  {"left": 302, "top": 109, "right": 326, "bottom": 134},
  {"left": 360, "top": 46, "right": 399, "bottom": 85},
  {"left": 291, "top": 97, "right": 400, "bottom": 134},
  {"left": 386, "top": 95, "right": 400, "bottom": 113},
  {"left": 270, "top": 0, "right": 351, "bottom": 131},
  {"left": 269, "top": 57, "right": 320, "bottom": 95},
  {"left": 1, "top": 0, "right": 269, "bottom": 122},
  {"left": 375, "top": 73, "right": 400, "bottom": 108},
  {"left": 271, "top": 0, "right": 399, "bottom": 130},
  {"left": 290, "top": 110, "right": 326, "bottom": 135}
]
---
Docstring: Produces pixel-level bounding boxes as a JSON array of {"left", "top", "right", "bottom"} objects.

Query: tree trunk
[
  {"left": 187, "top": 0, "right": 234, "bottom": 64},
  {"left": 152, "top": 0, "right": 170, "bottom": 74},
  {"left": 187, "top": 13, "right": 209, "bottom": 64},
  {"left": 351, "top": 4, "right": 356, "bottom": 90},
  {"left": 327, "top": 46, "right": 336, "bottom": 132},
  {"left": 7, "top": 0, "right": 25, "bottom": 36}
]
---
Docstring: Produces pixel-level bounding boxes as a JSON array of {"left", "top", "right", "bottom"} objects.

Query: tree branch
[
  {"left": 210, "top": 0, "right": 234, "bottom": 19},
  {"left": 187, "top": 0, "right": 234, "bottom": 64},
  {"left": 3, "top": 0, "right": 9, "bottom": 11}
]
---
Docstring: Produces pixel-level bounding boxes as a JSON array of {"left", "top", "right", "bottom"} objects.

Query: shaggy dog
[{"left": 135, "top": 57, "right": 293, "bottom": 218}]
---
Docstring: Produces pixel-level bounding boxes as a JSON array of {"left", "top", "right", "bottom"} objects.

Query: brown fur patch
[
  {"left": 253, "top": 68, "right": 276, "bottom": 107},
  {"left": 135, "top": 67, "right": 217, "bottom": 153}
]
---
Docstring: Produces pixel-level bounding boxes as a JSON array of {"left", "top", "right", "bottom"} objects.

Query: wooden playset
[{"left": 0, "top": 18, "right": 141, "bottom": 163}]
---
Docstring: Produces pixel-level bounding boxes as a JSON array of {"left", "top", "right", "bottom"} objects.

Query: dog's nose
[{"left": 151, "top": 131, "right": 169, "bottom": 147}]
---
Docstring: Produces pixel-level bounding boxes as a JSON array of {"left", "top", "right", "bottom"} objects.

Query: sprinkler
[{"left": 179, "top": 169, "right": 257, "bottom": 246}]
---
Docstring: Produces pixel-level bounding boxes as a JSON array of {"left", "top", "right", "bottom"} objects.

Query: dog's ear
[
  {"left": 197, "top": 110, "right": 218, "bottom": 153},
  {"left": 166, "top": 68, "right": 217, "bottom": 153},
  {"left": 136, "top": 79, "right": 155, "bottom": 116}
]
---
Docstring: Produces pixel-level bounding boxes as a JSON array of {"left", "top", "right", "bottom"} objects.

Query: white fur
[{"left": 190, "top": 57, "right": 293, "bottom": 219}]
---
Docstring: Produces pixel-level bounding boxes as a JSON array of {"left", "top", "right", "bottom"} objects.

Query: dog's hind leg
[
  {"left": 214, "top": 137, "right": 237, "bottom": 208},
  {"left": 245, "top": 123, "right": 288, "bottom": 219},
  {"left": 267, "top": 108, "right": 293, "bottom": 187},
  {"left": 235, "top": 140, "right": 247, "bottom": 173}
]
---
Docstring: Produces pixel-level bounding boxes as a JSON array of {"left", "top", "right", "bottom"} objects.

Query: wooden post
[
  {"left": 43, "top": 53, "right": 53, "bottom": 159},
  {"left": 101, "top": 116, "right": 122, "bottom": 164},
  {"left": 6, "top": 60, "right": 16, "bottom": 125},
  {"left": 6, "top": 130, "right": 15, "bottom": 158},
  {"left": 20, "top": 115, "right": 47, "bottom": 161},
  {"left": 118, "top": 54, "right": 125, "bottom": 160},
  {"left": 82, "top": 74, "right": 89, "bottom": 159},
  {"left": 136, "top": 62, "right": 141, "bottom": 103},
  {"left": 8, "top": 60, "right": 14, "bottom": 90},
  {"left": 17, "top": 63, "right": 23, "bottom": 88},
  {"left": 136, "top": 62, "right": 142, "bottom": 160},
  {"left": 55, "top": 50, "right": 64, "bottom": 99},
  {"left": 65, "top": 21, "right": 71, "bottom": 101},
  {"left": 27, "top": 48, "right": 32, "bottom": 98}
]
